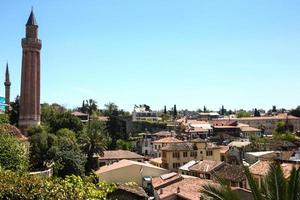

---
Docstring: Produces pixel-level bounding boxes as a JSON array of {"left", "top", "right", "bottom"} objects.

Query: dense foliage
[
  {"left": 273, "top": 121, "right": 296, "bottom": 141},
  {"left": 0, "top": 114, "right": 9, "bottom": 124},
  {"left": 290, "top": 106, "right": 300, "bottom": 117},
  {"left": 0, "top": 168, "right": 116, "bottom": 200},
  {"left": 0, "top": 133, "right": 28, "bottom": 172},
  {"left": 201, "top": 162, "right": 300, "bottom": 200},
  {"left": 236, "top": 110, "right": 251, "bottom": 118},
  {"left": 8, "top": 96, "right": 20, "bottom": 126},
  {"left": 29, "top": 126, "right": 86, "bottom": 177},
  {"left": 79, "top": 120, "right": 108, "bottom": 173}
]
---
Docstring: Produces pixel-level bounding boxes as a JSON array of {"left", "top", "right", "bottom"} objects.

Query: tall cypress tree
[
  {"left": 164, "top": 105, "right": 167, "bottom": 115},
  {"left": 173, "top": 104, "right": 177, "bottom": 118}
]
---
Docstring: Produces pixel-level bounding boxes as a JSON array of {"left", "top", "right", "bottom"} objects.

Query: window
[
  {"left": 190, "top": 151, "right": 197, "bottom": 157},
  {"left": 221, "top": 155, "right": 225, "bottom": 161},
  {"left": 145, "top": 141, "right": 148, "bottom": 147},
  {"left": 154, "top": 145, "right": 157, "bottom": 150},
  {"left": 183, "top": 152, "right": 188, "bottom": 157},
  {"left": 173, "top": 163, "right": 180, "bottom": 169},
  {"left": 162, "top": 152, "right": 166, "bottom": 158},
  {"left": 172, "top": 152, "right": 180, "bottom": 158},
  {"left": 206, "top": 151, "right": 213, "bottom": 156}
]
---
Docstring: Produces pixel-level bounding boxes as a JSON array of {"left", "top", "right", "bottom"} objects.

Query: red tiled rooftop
[
  {"left": 98, "top": 150, "right": 144, "bottom": 160},
  {"left": 249, "top": 160, "right": 271, "bottom": 176},
  {"left": 153, "top": 137, "right": 183, "bottom": 144},
  {"left": 219, "top": 145, "right": 229, "bottom": 154},
  {"left": 250, "top": 160, "right": 299, "bottom": 178},
  {"left": 189, "top": 160, "right": 223, "bottom": 173},
  {"left": 152, "top": 173, "right": 217, "bottom": 200},
  {"left": 150, "top": 157, "right": 162, "bottom": 164}
]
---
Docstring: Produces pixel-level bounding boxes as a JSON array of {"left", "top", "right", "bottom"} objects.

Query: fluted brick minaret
[
  {"left": 19, "top": 10, "right": 42, "bottom": 135},
  {"left": 4, "top": 62, "right": 11, "bottom": 111}
]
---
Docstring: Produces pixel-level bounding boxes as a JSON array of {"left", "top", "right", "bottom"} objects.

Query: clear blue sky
[{"left": 0, "top": 0, "right": 300, "bottom": 112}]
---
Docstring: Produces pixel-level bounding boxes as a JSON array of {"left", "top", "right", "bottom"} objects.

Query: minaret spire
[
  {"left": 4, "top": 62, "right": 11, "bottom": 111},
  {"left": 26, "top": 8, "right": 37, "bottom": 26},
  {"left": 19, "top": 10, "right": 42, "bottom": 134},
  {"left": 5, "top": 62, "right": 10, "bottom": 83}
]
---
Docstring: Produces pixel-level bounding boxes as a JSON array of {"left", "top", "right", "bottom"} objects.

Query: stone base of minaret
[{"left": 19, "top": 118, "right": 40, "bottom": 136}]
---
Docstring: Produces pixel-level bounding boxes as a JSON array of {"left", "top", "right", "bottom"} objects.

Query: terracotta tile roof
[
  {"left": 150, "top": 157, "right": 162, "bottom": 164},
  {"left": 98, "top": 150, "right": 144, "bottom": 160},
  {"left": 152, "top": 172, "right": 183, "bottom": 189},
  {"left": 96, "top": 159, "right": 166, "bottom": 174},
  {"left": 189, "top": 160, "right": 223, "bottom": 173},
  {"left": 115, "top": 183, "right": 149, "bottom": 198},
  {"left": 214, "top": 164, "right": 246, "bottom": 182},
  {"left": 152, "top": 173, "right": 218, "bottom": 200},
  {"left": 249, "top": 160, "right": 299, "bottom": 178},
  {"left": 212, "top": 120, "right": 238, "bottom": 126},
  {"left": 153, "top": 131, "right": 174, "bottom": 137},
  {"left": 281, "top": 163, "right": 296, "bottom": 178},
  {"left": 179, "top": 160, "right": 199, "bottom": 171},
  {"left": 219, "top": 145, "right": 230, "bottom": 154},
  {"left": 249, "top": 160, "right": 271, "bottom": 176},
  {"left": 153, "top": 137, "right": 183, "bottom": 144},
  {"left": 161, "top": 143, "right": 196, "bottom": 151}
]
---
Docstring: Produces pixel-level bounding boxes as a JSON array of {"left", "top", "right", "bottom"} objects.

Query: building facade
[{"left": 161, "top": 140, "right": 221, "bottom": 171}]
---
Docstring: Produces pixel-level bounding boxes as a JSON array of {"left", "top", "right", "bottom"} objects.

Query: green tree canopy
[
  {"left": 201, "top": 162, "right": 300, "bottom": 200},
  {"left": 0, "top": 132, "right": 28, "bottom": 172},
  {"left": 116, "top": 139, "right": 133, "bottom": 151},
  {"left": 78, "top": 120, "right": 107, "bottom": 174},
  {"left": 29, "top": 126, "right": 86, "bottom": 177},
  {"left": 54, "top": 128, "right": 86, "bottom": 177},
  {"left": 290, "top": 106, "right": 300, "bottom": 117},
  {"left": 29, "top": 126, "right": 58, "bottom": 170},
  {"left": 80, "top": 99, "right": 98, "bottom": 116},
  {"left": 8, "top": 95, "right": 19, "bottom": 126},
  {"left": 236, "top": 110, "right": 251, "bottom": 118},
  {"left": 45, "top": 111, "right": 84, "bottom": 134},
  {"left": 0, "top": 168, "right": 116, "bottom": 200}
]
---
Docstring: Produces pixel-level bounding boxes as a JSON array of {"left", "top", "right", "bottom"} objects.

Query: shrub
[
  {"left": 0, "top": 168, "right": 116, "bottom": 200},
  {"left": 0, "top": 133, "right": 28, "bottom": 172}
]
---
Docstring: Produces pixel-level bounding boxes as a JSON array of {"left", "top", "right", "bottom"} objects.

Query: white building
[{"left": 132, "top": 104, "right": 161, "bottom": 122}]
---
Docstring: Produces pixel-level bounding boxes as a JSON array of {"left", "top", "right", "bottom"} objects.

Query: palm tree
[
  {"left": 79, "top": 120, "right": 107, "bottom": 174},
  {"left": 201, "top": 162, "right": 300, "bottom": 200},
  {"left": 104, "top": 102, "right": 118, "bottom": 116}
]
